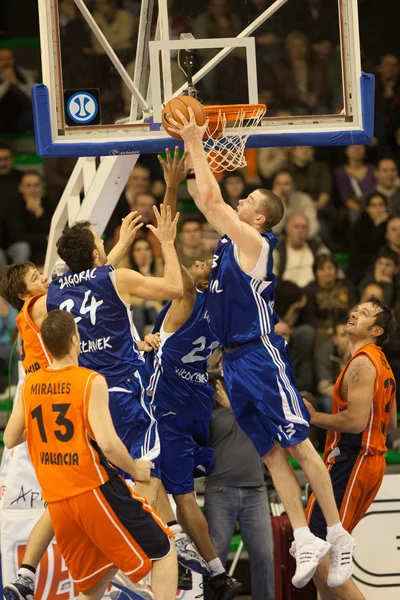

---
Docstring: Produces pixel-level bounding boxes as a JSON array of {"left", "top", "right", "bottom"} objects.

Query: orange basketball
[{"left": 162, "top": 95, "right": 206, "bottom": 140}]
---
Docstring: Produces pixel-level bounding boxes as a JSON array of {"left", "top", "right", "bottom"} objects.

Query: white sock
[
  {"left": 293, "top": 526, "right": 314, "bottom": 544},
  {"left": 208, "top": 557, "right": 225, "bottom": 578},
  {"left": 18, "top": 568, "right": 35, "bottom": 582},
  {"left": 327, "top": 523, "right": 346, "bottom": 542},
  {"left": 171, "top": 523, "right": 184, "bottom": 536}
]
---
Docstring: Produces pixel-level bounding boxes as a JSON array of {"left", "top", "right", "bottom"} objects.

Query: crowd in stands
[{"left": 0, "top": 0, "right": 400, "bottom": 447}]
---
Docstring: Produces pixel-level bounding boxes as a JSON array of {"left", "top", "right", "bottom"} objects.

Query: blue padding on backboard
[{"left": 32, "top": 72, "right": 374, "bottom": 157}]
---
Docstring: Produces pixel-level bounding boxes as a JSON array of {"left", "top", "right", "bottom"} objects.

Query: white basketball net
[{"left": 203, "top": 106, "right": 266, "bottom": 173}]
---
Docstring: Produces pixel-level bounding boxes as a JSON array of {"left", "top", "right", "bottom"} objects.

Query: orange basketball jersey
[
  {"left": 16, "top": 295, "right": 52, "bottom": 374},
  {"left": 325, "top": 344, "right": 396, "bottom": 461},
  {"left": 22, "top": 365, "right": 116, "bottom": 503}
]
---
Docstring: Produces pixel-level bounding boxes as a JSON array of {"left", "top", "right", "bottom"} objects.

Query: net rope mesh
[{"left": 203, "top": 106, "right": 265, "bottom": 173}]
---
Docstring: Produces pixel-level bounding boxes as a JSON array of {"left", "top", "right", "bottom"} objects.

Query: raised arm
[
  {"left": 88, "top": 375, "right": 151, "bottom": 482},
  {"left": 106, "top": 211, "right": 143, "bottom": 267},
  {"left": 168, "top": 110, "right": 262, "bottom": 265},
  {"left": 305, "top": 354, "right": 375, "bottom": 434},
  {"left": 158, "top": 147, "right": 190, "bottom": 219},
  {"left": 116, "top": 204, "right": 183, "bottom": 302}
]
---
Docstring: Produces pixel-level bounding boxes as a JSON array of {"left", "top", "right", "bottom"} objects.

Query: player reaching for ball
[{"left": 165, "top": 106, "right": 358, "bottom": 589}]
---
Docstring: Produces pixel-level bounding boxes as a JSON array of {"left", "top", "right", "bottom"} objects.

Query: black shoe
[
  {"left": 208, "top": 573, "right": 243, "bottom": 600},
  {"left": 178, "top": 565, "right": 193, "bottom": 591},
  {"left": 3, "top": 576, "right": 35, "bottom": 600}
]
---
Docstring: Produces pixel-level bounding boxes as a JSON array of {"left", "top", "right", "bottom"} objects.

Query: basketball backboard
[{"left": 34, "top": 0, "right": 374, "bottom": 157}]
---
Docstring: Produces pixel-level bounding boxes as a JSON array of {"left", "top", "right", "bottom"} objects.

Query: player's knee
[{"left": 288, "top": 437, "right": 315, "bottom": 464}]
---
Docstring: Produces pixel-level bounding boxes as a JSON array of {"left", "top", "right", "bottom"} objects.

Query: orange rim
[{"left": 204, "top": 103, "right": 266, "bottom": 122}]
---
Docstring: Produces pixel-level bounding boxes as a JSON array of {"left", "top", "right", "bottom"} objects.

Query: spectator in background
[
  {"left": 288, "top": 146, "right": 332, "bottom": 211},
  {"left": 359, "top": 282, "right": 385, "bottom": 304},
  {"left": 274, "top": 280, "right": 314, "bottom": 393},
  {"left": 44, "top": 157, "right": 77, "bottom": 207},
  {"left": 0, "top": 47, "right": 35, "bottom": 134},
  {"left": 0, "top": 297, "right": 18, "bottom": 388},
  {"left": 316, "top": 322, "right": 350, "bottom": 414},
  {"left": 59, "top": 0, "right": 93, "bottom": 89},
  {"left": 374, "top": 54, "right": 400, "bottom": 155},
  {"left": 384, "top": 217, "right": 400, "bottom": 269},
  {"left": 4, "top": 171, "right": 53, "bottom": 267},
  {"left": 0, "top": 144, "right": 23, "bottom": 262},
  {"left": 129, "top": 238, "right": 163, "bottom": 338},
  {"left": 202, "top": 222, "right": 220, "bottom": 254},
  {"left": 360, "top": 249, "right": 400, "bottom": 308},
  {"left": 274, "top": 32, "right": 327, "bottom": 114},
  {"left": 220, "top": 171, "right": 246, "bottom": 209},
  {"left": 347, "top": 192, "right": 390, "bottom": 285},
  {"left": 106, "top": 163, "right": 152, "bottom": 247},
  {"left": 129, "top": 192, "right": 162, "bottom": 261},
  {"left": 177, "top": 218, "right": 211, "bottom": 269},
  {"left": 192, "top": 0, "right": 246, "bottom": 103},
  {"left": 290, "top": 0, "right": 339, "bottom": 60},
  {"left": 334, "top": 145, "right": 377, "bottom": 221},
  {"left": 273, "top": 213, "right": 330, "bottom": 287},
  {"left": 205, "top": 375, "right": 274, "bottom": 600},
  {"left": 91, "top": 0, "right": 137, "bottom": 61},
  {"left": 302, "top": 255, "right": 356, "bottom": 348},
  {"left": 257, "top": 142, "right": 290, "bottom": 183},
  {"left": 362, "top": 158, "right": 400, "bottom": 216},
  {"left": 271, "top": 169, "right": 319, "bottom": 239}
]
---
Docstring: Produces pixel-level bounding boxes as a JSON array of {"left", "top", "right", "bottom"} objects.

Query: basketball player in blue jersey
[
  {"left": 144, "top": 149, "right": 242, "bottom": 600},
  {"left": 167, "top": 111, "right": 357, "bottom": 590}
]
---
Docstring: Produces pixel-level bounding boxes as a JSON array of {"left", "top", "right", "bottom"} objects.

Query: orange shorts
[
  {"left": 48, "top": 476, "right": 172, "bottom": 592},
  {"left": 306, "top": 452, "right": 386, "bottom": 538}
]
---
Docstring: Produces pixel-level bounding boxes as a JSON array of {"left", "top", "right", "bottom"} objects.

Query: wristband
[{"left": 186, "top": 172, "right": 196, "bottom": 180}]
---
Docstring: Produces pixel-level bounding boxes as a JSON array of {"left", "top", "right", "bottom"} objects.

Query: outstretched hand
[
  {"left": 167, "top": 107, "right": 209, "bottom": 143},
  {"left": 119, "top": 211, "right": 143, "bottom": 246},
  {"left": 158, "top": 147, "right": 191, "bottom": 187},
  {"left": 147, "top": 204, "right": 179, "bottom": 245}
]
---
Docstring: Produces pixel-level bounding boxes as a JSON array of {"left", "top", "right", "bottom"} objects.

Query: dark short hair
[
  {"left": 56, "top": 221, "right": 95, "bottom": 272},
  {"left": 272, "top": 169, "right": 294, "bottom": 183},
  {"left": 376, "top": 248, "right": 398, "bottom": 266},
  {"left": 365, "top": 192, "right": 388, "bottom": 208},
  {"left": 0, "top": 142, "right": 12, "bottom": 152},
  {"left": 313, "top": 254, "right": 337, "bottom": 276},
  {"left": 41, "top": 310, "right": 77, "bottom": 359},
  {"left": 130, "top": 238, "right": 156, "bottom": 274},
  {"left": 368, "top": 295, "right": 396, "bottom": 345},
  {"left": 20, "top": 170, "right": 41, "bottom": 180},
  {"left": 257, "top": 188, "right": 284, "bottom": 230},
  {"left": 0, "top": 262, "right": 36, "bottom": 310},
  {"left": 179, "top": 215, "right": 205, "bottom": 233}
]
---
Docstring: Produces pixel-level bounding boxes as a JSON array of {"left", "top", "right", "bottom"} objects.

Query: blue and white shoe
[
  {"left": 111, "top": 571, "right": 154, "bottom": 600},
  {"left": 174, "top": 533, "right": 210, "bottom": 575},
  {"left": 3, "top": 576, "right": 34, "bottom": 600}
]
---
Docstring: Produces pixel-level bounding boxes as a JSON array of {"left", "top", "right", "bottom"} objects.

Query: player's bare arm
[
  {"left": 4, "top": 387, "right": 26, "bottom": 448},
  {"left": 158, "top": 147, "right": 190, "bottom": 219},
  {"left": 305, "top": 354, "right": 375, "bottom": 433},
  {"left": 29, "top": 294, "right": 48, "bottom": 328},
  {"left": 388, "top": 398, "right": 398, "bottom": 433},
  {"left": 88, "top": 375, "right": 152, "bottom": 482},
  {"left": 158, "top": 147, "right": 198, "bottom": 332},
  {"left": 116, "top": 204, "right": 183, "bottom": 303},
  {"left": 168, "top": 109, "right": 263, "bottom": 271},
  {"left": 106, "top": 211, "right": 144, "bottom": 267}
]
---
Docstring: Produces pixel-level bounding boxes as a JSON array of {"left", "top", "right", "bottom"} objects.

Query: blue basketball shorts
[
  {"left": 222, "top": 333, "right": 310, "bottom": 457},
  {"left": 154, "top": 406, "right": 215, "bottom": 496},
  {"left": 108, "top": 371, "right": 160, "bottom": 479}
]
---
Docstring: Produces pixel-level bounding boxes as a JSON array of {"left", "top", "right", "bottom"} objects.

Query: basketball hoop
[{"left": 203, "top": 104, "right": 266, "bottom": 173}]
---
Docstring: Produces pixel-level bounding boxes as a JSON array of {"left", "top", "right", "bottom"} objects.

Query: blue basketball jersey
[
  {"left": 47, "top": 265, "right": 144, "bottom": 386},
  {"left": 206, "top": 231, "right": 278, "bottom": 347},
  {"left": 147, "top": 291, "right": 218, "bottom": 420}
]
